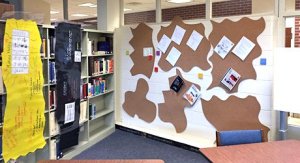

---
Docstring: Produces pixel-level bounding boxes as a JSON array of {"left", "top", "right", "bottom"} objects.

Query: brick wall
[
  {"left": 124, "top": 0, "right": 252, "bottom": 25},
  {"left": 212, "top": 0, "right": 251, "bottom": 17},
  {"left": 162, "top": 4, "right": 205, "bottom": 22},
  {"left": 124, "top": 10, "right": 156, "bottom": 25},
  {"left": 296, "top": 0, "right": 300, "bottom": 10},
  {"left": 294, "top": 17, "right": 300, "bottom": 47}
]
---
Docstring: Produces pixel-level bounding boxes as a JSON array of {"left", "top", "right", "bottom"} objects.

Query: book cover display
[
  {"left": 170, "top": 76, "right": 184, "bottom": 93},
  {"left": 221, "top": 68, "right": 241, "bottom": 91},
  {"left": 55, "top": 22, "right": 81, "bottom": 150},
  {"left": 183, "top": 84, "right": 201, "bottom": 105}
]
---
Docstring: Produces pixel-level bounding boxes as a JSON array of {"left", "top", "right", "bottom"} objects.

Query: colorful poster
[
  {"left": 2, "top": 19, "right": 45, "bottom": 162},
  {"left": 55, "top": 22, "right": 81, "bottom": 150}
]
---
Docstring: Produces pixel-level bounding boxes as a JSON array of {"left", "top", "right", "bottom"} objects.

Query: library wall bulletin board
[{"left": 115, "top": 16, "right": 275, "bottom": 147}]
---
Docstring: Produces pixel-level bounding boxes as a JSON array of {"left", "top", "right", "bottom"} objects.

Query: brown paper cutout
[
  {"left": 122, "top": 79, "right": 156, "bottom": 123},
  {"left": 157, "top": 16, "right": 211, "bottom": 72},
  {"left": 208, "top": 17, "right": 265, "bottom": 93},
  {"left": 129, "top": 23, "right": 155, "bottom": 79},
  {"left": 158, "top": 69, "right": 200, "bottom": 133},
  {"left": 202, "top": 96, "right": 270, "bottom": 141}
]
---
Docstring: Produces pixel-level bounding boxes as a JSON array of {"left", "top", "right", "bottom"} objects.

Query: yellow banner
[{"left": 2, "top": 19, "right": 46, "bottom": 162}]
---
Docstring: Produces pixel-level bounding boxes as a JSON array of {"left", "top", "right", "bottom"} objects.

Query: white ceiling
[{"left": 45, "top": 0, "right": 230, "bottom": 22}]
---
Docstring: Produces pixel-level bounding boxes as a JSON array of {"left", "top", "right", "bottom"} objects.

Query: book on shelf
[
  {"left": 89, "top": 103, "right": 96, "bottom": 120},
  {"left": 40, "top": 38, "right": 47, "bottom": 57},
  {"left": 79, "top": 101, "right": 87, "bottom": 124},
  {"left": 80, "top": 82, "right": 88, "bottom": 100},
  {"left": 49, "top": 61, "right": 57, "bottom": 83},
  {"left": 50, "top": 111, "right": 60, "bottom": 136},
  {"left": 87, "top": 78, "right": 106, "bottom": 97},
  {"left": 89, "top": 58, "right": 114, "bottom": 76},
  {"left": 50, "top": 36, "right": 56, "bottom": 57},
  {"left": 49, "top": 89, "right": 56, "bottom": 109},
  {"left": 90, "top": 39, "right": 112, "bottom": 55}
]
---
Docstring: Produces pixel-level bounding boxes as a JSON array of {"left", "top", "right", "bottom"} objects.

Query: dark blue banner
[{"left": 55, "top": 22, "right": 81, "bottom": 150}]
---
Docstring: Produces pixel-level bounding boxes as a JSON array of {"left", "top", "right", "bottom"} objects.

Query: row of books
[
  {"left": 87, "top": 40, "right": 112, "bottom": 55},
  {"left": 40, "top": 36, "right": 56, "bottom": 58},
  {"left": 89, "top": 58, "right": 113, "bottom": 76},
  {"left": 80, "top": 78, "right": 107, "bottom": 99},
  {"left": 49, "top": 61, "right": 57, "bottom": 83}
]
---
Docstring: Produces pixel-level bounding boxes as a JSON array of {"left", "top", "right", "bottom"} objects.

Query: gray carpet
[{"left": 74, "top": 129, "right": 210, "bottom": 163}]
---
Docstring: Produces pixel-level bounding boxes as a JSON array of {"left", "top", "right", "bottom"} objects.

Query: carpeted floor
[{"left": 74, "top": 129, "right": 210, "bottom": 163}]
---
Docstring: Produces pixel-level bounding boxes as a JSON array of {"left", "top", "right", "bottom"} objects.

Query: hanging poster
[
  {"left": 2, "top": 19, "right": 45, "bottom": 162},
  {"left": 55, "top": 22, "right": 81, "bottom": 150}
]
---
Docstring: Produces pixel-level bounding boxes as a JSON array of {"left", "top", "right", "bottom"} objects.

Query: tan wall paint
[{"left": 23, "top": 0, "right": 50, "bottom": 24}]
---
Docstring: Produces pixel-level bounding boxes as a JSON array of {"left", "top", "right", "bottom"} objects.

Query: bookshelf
[{"left": 0, "top": 23, "right": 115, "bottom": 162}]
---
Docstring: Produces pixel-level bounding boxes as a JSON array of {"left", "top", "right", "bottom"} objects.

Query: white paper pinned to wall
[
  {"left": 232, "top": 36, "right": 255, "bottom": 61},
  {"left": 171, "top": 25, "right": 186, "bottom": 45},
  {"left": 186, "top": 30, "right": 203, "bottom": 51},
  {"left": 166, "top": 47, "right": 181, "bottom": 66},
  {"left": 214, "top": 36, "right": 234, "bottom": 59},
  {"left": 157, "top": 34, "right": 171, "bottom": 53}
]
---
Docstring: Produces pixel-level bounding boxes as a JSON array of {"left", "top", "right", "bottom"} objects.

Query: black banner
[{"left": 55, "top": 22, "right": 81, "bottom": 150}]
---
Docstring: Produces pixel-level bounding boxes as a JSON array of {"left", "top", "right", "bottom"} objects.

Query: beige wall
[
  {"left": 23, "top": 0, "right": 50, "bottom": 24},
  {"left": 252, "top": 0, "right": 275, "bottom": 15},
  {"left": 286, "top": 0, "right": 296, "bottom": 11}
]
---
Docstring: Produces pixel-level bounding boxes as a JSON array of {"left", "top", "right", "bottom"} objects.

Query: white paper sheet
[
  {"left": 64, "top": 102, "right": 75, "bottom": 124},
  {"left": 232, "top": 36, "right": 255, "bottom": 61},
  {"left": 157, "top": 34, "right": 172, "bottom": 53},
  {"left": 11, "top": 29, "right": 30, "bottom": 74},
  {"left": 186, "top": 30, "right": 203, "bottom": 51},
  {"left": 74, "top": 51, "right": 81, "bottom": 62},
  {"left": 214, "top": 36, "right": 234, "bottom": 59},
  {"left": 143, "top": 47, "right": 153, "bottom": 57},
  {"left": 171, "top": 25, "right": 186, "bottom": 45},
  {"left": 166, "top": 47, "right": 181, "bottom": 66}
]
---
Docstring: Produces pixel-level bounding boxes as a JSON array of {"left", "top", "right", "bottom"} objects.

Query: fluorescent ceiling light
[
  {"left": 50, "top": 18, "right": 57, "bottom": 21},
  {"left": 50, "top": 11, "right": 59, "bottom": 14},
  {"left": 124, "top": 8, "right": 132, "bottom": 12},
  {"left": 72, "top": 14, "right": 88, "bottom": 17},
  {"left": 167, "top": 0, "right": 193, "bottom": 3},
  {"left": 79, "top": 3, "right": 97, "bottom": 8}
]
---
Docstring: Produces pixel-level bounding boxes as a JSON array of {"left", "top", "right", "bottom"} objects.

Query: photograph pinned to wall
[
  {"left": 143, "top": 47, "right": 153, "bottom": 57},
  {"left": 171, "top": 25, "right": 186, "bottom": 45},
  {"left": 170, "top": 75, "right": 184, "bottom": 93},
  {"left": 166, "top": 47, "right": 181, "bottom": 66},
  {"left": 220, "top": 68, "right": 241, "bottom": 91},
  {"left": 158, "top": 34, "right": 171, "bottom": 53},
  {"left": 232, "top": 36, "right": 255, "bottom": 61},
  {"left": 183, "top": 84, "right": 201, "bottom": 105},
  {"left": 186, "top": 30, "right": 203, "bottom": 51},
  {"left": 214, "top": 36, "right": 234, "bottom": 59}
]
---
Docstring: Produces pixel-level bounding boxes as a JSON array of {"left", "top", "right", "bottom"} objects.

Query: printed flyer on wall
[
  {"left": 183, "top": 84, "right": 201, "bottom": 105},
  {"left": 220, "top": 68, "right": 241, "bottom": 91}
]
